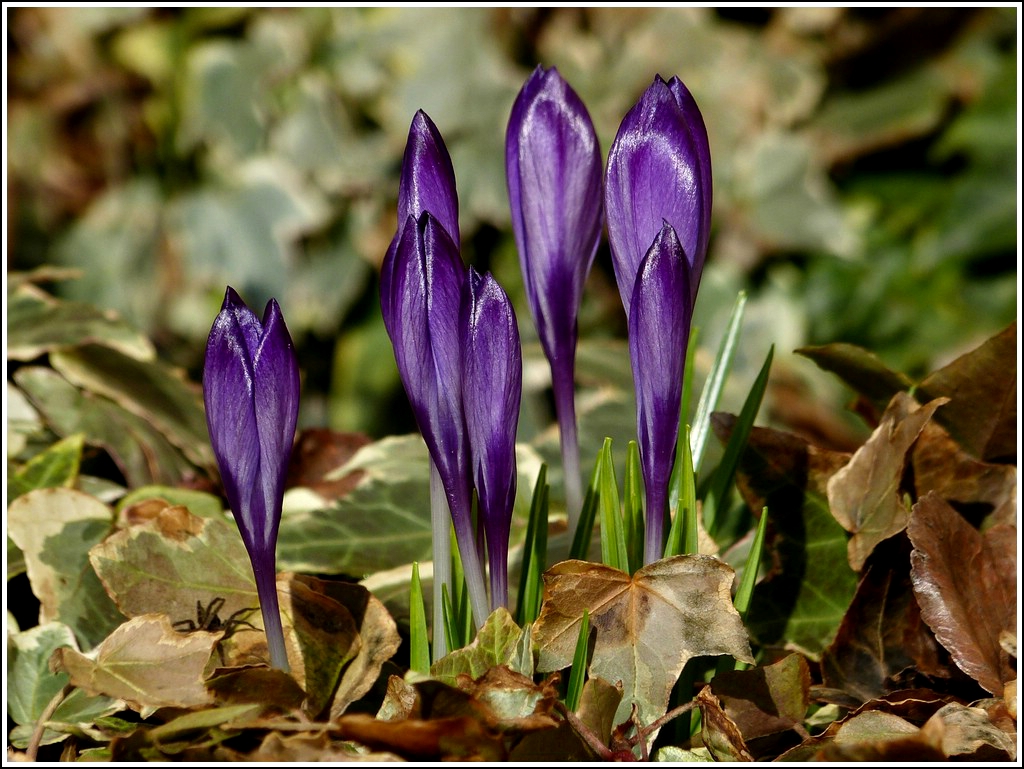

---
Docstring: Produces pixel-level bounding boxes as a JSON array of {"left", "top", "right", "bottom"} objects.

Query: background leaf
[
  {"left": 7, "top": 622, "right": 122, "bottom": 749},
  {"left": 7, "top": 488, "right": 121, "bottom": 649}
]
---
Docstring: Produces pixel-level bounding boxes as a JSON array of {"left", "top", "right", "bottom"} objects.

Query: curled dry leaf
[
  {"left": 696, "top": 685, "right": 754, "bottom": 762},
  {"left": 534, "top": 556, "right": 753, "bottom": 729},
  {"left": 908, "top": 493, "right": 1016, "bottom": 695},
  {"left": 54, "top": 614, "right": 220, "bottom": 711},
  {"left": 826, "top": 392, "right": 947, "bottom": 571}
]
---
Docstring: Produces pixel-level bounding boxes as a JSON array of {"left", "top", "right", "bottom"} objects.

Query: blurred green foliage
[{"left": 8, "top": 7, "right": 1018, "bottom": 450}]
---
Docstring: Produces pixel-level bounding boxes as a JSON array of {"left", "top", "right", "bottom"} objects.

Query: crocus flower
[
  {"left": 605, "top": 74, "right": 711, "bottom": 316},
  {"left": 460, "top": 267, "right": 522, "bottom": 610},
  {"left": 506, "top": 65, "right": 602, "bottom": 529},
  {"left": 381, "top": 110, "right": 460, "bottom": 339},
  {"left": 628, "top": 224, "right": 692, "bottom": 565},
  {"left": 203, "top": 286, "right": 299, "bottom": 671},
  {"left": 384, "top": 211, "right": 489, "bottom": 627}
]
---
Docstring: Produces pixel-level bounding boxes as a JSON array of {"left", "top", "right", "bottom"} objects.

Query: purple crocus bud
[
  {"left": 605, "top": 75, "right": 711, "bottom": 316},
  {"left": 628, "top": 223, "right": 692, "bottom": 565},
  {"left": 460, "top": 267, "right": 522, "bottom": 610},
  {"left": 203, "top": 286, "right": 300, "bottom": 671},
  {"left": 386, "top": 211, "right": 489, "bottom": 625},
  {"left": 381, "top": 110, "right": 460, "bottom": 339},
  {"left": 506, "top": 65, "right": 602, "bottom": 528}
]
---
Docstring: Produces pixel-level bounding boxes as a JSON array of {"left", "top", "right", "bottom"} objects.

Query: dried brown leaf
[
  {"left": 576, "top": 676, "right": 624, "bottom": 748},
  {"left": 912, "top": 420, "right": 1018, "bottom": 526},
  {"left": 286, "top": 428, "right": 371, "bottom": 500},
  {"left": 820, "top": 537, "right": 949, "bottom": 703},
  {"left": 827, "top": 393, "right": 947, "bottom": 570},
  {"left": 205, "top": 666, "right": 307, "bottom": 712},
  {"left": 908, "top": 493, "right": 1016, "bottom": 695},
  {"left": 534, "top": 557, "right": 752, "bottom": 728},
  {"left": 711, "top": 653, "right": 811, "bottom": 741},
  {"left": 917, "top": 323, "right": 1016, "bottom": 463},
  {"left": 335, "top": 712, "right": 505, "bottom": 761}
]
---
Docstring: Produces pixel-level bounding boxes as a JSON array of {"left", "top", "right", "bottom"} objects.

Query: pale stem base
[{"left": 429, "top": 462, "right": 450, "bottom": 661}]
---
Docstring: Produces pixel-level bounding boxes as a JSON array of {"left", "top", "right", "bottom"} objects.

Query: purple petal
[
  {"left": 506, "top": 66, "right": 602, "bottom": 370},
  {"left": 388, "top": 212, "right": 473, "bottom": 528},
  {"left": 606, "top": 75, "right": 710, "bottom": 316},
  {"left": 460, "top": 268, "right": 522, "bottom": 607},
  {"left": 382, "top": 111, "right": 460, "bottom": 335},
  {"left": 399, "top": 111, "right": 460, "bottom": 243},
  {"left": 250, "top": 299, "right": 300, "bottom": 552},
  {"left": 666, "top": 76, "right": 712, "bottom": 291},
  {"left": 627, "top": 223, "right": 692, "bottom": 564},
  {"left": 204, "top": 287, "right": 262, "bottom": 547}
]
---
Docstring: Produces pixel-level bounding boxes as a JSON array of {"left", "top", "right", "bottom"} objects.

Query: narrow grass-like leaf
[
  {"left": 564, "top": 608, "right": 590, "bottom": 712},
  {"left": 668, "top": 326, "right": 700, "bottom": 517},
  {"left": 718, "top": 507, "right": 770, "bottom": 675},
  {"left": 623, "top": 441, "right": 645, "bottom": 574},
  {"left": 665, "top": 425, "right": 697, "bottom": 558},
  {"left": 449, "top": 528, "right": 473, "bottom": 651},
  {"left": 597, "top": 439, "right": 629, "bottom": 572},
  {"left": 408, "top": 562, "right": 430, "bottom": 674},
  {"left": 569, "top": 449, "right": 601, "bottom": 561},
  {"left": 735, "top": 508, "right": 769, "bottom": 620},
  {"left": 441, "top": 584, "right": 458, "bottom": 656},
  {"left": 703, "top": 345, "right": 773, "bottom": 538},
  {"left": 691, "top": 291, "right": 747, "bottom": 473},
  {"left": 516, "top": 464, "right": 549, "bottom": 626}
]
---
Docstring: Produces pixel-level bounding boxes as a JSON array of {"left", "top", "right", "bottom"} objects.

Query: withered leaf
[
  {"left": 55, "top": 614, "right": 220, "bottom": 710},
  {"left": 462, "top": 666, "right": 560, "bottom": 731},
  {"left": 916, "top": 322, "right": 1016, "bottom": 463},
  {"left": 827, "top": 393, "right": 946, "bottom": 571},
  {"left": 819, "top": 709, "right": 946, "bottom": 761},
  {"left": 335, "top": 712, "right": 505, "bottom": 761},
  {"left": 697, "top": 686, "right": 753, "bottom": 761},
  {"left": 576, "top": 676, "right": 624, "bottom": 748},
  {"left": 534, "top": 557, "right": 753, "bottom": 729},
  {"left": 205, "top": 666, "right": 307, "bottom": 712},
  {"left": 285, "top": 428, "right": 371, "bottom": 499},
  {"left": 715, "top": 418, "right": 857, "bottom": 655},
  {"left": 277, "top": 574, "right": 361, "bottom": 717},
  {"left": 820, "top": 536, "right": 948, "bottom": 704},
  {"left": 922, "top": 701, "right": 1017, "bottom": 760},
  {"left": 908, "top": 493, "right": 1016, "bottom": 695},
  {"left": 711, "top": 653, "right": 811, "bottom": 741},
  {"left": 321, "top": 578, "right": 402, "bottom": 719},
  {"left": 911, "top": 421, "right": 1018, "bottom": 527},
  {"left": 228, "top": 730, "right": 401, "bottom": 762}
]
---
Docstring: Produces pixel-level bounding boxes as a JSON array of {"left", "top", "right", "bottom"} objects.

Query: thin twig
[{"left": 26, "top": 683, "right": 72, "bottom": 761}]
